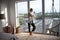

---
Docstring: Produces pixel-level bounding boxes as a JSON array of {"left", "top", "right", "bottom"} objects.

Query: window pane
[
  {"left": 30, "top": 0, "right": 42, "bottom": 33},
  {"left": 45, "top": 0, "right": 59, "bottom": 34},
  {"left": 16, "top": 2, "right": 28, "bottom": 32}
]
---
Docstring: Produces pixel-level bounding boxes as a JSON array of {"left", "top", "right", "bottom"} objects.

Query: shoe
[{"left": 29, "top": 32, "right": 32, "bottom": 35}]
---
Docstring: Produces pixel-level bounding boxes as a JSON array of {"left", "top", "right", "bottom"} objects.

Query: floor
[
  {"left": 0, "top": 32, "right": 60, "bottom": 40},
  {"left": 16, "top": 33, "right": 60, "bottom": 40}
]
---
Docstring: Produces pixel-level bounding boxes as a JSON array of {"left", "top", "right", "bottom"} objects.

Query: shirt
[{"left": 28, "top": 12, "right": 35, "bottom": 23}]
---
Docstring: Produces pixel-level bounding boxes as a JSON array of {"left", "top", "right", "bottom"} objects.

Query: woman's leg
[
  {"left": 31, "top": 23, "right": 36, "bottom": 32},
  {"left": 28, "top": 23, "right": 32, "bottom": 35},
  {"left": 28, "top": 23, "right": 30, "bottom": 32}
]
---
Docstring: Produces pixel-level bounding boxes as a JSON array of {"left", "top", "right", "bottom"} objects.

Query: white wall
[
  {"left": 0, "top": 1, "right": 2, "bottom": 32},
  {"left": 59, "top": 25, "right": 60, "bottom": 35},
  {"left": 0, "top": 0, "right": 16, "bottom": 32},
  {"left": 7, "top": 0, "right": 16, "bottom": 33},
  {"left": 0, "top": 0, "right": 7, "bottom": 32},
  {"left": 7, "top": 0, "right": 16, "bottom": 27},
  {"left": 0, "top": 0, "right": 9, "bottom": 32}
]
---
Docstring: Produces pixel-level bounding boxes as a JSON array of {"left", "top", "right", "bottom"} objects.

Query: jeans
[{"left": 28, "top": 21, "right": 36, "bottom": 32}]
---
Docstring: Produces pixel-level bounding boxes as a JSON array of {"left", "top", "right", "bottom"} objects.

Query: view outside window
[
  {"left": 17, "top": 2, "right": 28, "bottom": 32},
  {"left": 45, "top": 0, "right": 59, "bottom": 34}
]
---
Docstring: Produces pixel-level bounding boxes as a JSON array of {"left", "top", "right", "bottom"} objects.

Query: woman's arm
[{"left": 30, "top": 13, "right": 36, "bottom": 18}]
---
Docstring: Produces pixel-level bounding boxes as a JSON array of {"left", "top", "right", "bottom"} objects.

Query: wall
[{"left": 0, "top": 0, "right": 16, "bottom": 33}]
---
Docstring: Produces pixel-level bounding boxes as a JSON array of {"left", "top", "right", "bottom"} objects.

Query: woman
[{"left": 28, "top": 8, "right": 36, "bottom": 35}]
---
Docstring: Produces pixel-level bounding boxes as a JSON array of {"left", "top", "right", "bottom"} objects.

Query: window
[
  {"left": 16, "top": 2, "right": 28, "bottom": 32},
  {"left": 45, "top": 0, "right": 59, "bottom": 34},
  {"left": 30, "top": 0, "right": 42, "bottom": 33}
]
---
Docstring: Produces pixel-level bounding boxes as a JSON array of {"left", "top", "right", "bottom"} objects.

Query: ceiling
[
  {"left": 15, "top": 0, "right": 35, "bottom": 2},
  {"left": 1, "top": 0, "right": 35, "bottom": 1},
  {"left": 0, "top": 0, "right": 35, "bottom": 3}
]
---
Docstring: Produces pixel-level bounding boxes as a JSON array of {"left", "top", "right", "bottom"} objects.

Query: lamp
[{"left": 0, "top": 14, "right": 5, "bottom": 19}]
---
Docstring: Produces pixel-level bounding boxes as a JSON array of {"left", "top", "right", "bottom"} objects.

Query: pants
[{"left": 28, "top": 21, "right": 36, "bottom": 32}]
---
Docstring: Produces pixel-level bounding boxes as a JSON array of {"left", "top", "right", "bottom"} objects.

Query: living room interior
[{"left": 0, "top": 0, "right": 60, "bottom": 40}]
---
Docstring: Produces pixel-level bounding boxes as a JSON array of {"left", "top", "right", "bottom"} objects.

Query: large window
[
  {"left": 30, "top": 0, "right": 42, "bottom": 33},
  {"left": 16, "top": 2, "right": 28, "bottom": 32},
  {"left": 45, "top": 0, "right": 59, "bottom": 34},
  {"left": 16, "top": 0, "right": 59, "bottom": 34},
  {"left": 16, "top": 0, "right": 43, "bottom": 33}
]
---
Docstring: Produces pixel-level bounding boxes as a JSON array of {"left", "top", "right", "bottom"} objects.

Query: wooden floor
[{"left": 15, "top": 33, "right": 60, "bottom": 40}]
